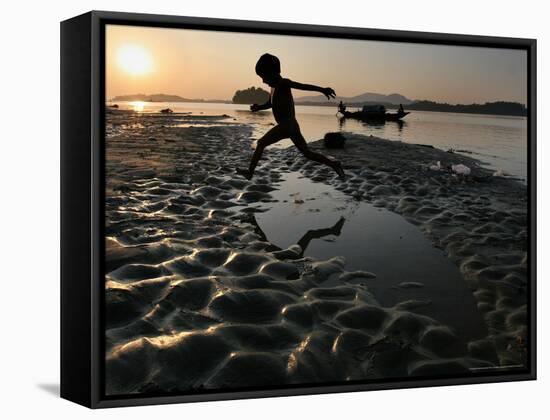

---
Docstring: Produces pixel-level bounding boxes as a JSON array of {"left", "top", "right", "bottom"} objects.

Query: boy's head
[{"left": 255, "top": 53, "right": 281, "bottom": 86}]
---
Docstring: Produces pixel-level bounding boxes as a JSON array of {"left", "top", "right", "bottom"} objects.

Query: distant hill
[
  {"left": 296, "top": 91, "right": 413, "bottom": 105},
  {"left": 406, "top": 100, "right": 527, "bottom": 116},
  {"left": 111, "top": 93, "right": 229, "bottom": 103},
  {"left": 232, "top": 87, "right": 270, "bottom": 104}
]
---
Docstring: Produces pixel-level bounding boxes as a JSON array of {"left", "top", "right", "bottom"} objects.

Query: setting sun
[{"left": 117, "top": 45, "right": 153, "bottom": 76}]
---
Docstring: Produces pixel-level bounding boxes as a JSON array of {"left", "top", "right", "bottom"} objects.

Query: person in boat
[
  {"left": 237, "top": 53, "right": 345, "bottom": 180},
  {"left": 398, "top": 103, "right": 405, "bottom": 116},
  {"left": 338, "top": 101, "right": 346, "bottom": 114}
]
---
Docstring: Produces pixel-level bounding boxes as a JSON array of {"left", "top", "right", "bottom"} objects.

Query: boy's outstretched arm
[
  {"left": 250, "top": 99, "right": 272, "bottom": 112},
  {"left": 286, "top": 79, "right": 336, "bottom": 99}
]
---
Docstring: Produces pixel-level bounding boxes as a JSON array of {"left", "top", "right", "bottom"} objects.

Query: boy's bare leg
[
  {"left": 237, "top": 125, "right": 288, "bottom": 179},
  {"left": 290, "top": 129, "right": 346, "bottom": 179}
]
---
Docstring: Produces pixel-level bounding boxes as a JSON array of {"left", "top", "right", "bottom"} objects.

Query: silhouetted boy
[{"left": 237, "top": 53, "right": 345, "bottom": 180}]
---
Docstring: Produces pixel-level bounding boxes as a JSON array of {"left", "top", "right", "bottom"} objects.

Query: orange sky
[{"left": 106, "top": 24, "right": 527, "bottom": 104}]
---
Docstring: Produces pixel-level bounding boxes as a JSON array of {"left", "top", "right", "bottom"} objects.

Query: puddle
[{"left": 255, "top": 172, "right": 487, "bottom": 343}]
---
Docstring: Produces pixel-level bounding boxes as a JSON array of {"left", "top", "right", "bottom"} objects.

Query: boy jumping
[{"left": 237, "top": 53, "right": 345, "bottom": 180}]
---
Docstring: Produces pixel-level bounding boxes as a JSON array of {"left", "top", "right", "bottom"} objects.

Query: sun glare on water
[
  {"left": 117, "top": 45, "right": 153, "bottom": 76},
  {"left": 130, "top": 101, "right": 146, "bottom": 112}
]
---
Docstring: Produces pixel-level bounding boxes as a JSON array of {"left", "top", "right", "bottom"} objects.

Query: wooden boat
[
  {"left": 341, "top": 110, "right": 410, "bottom": 121},
  {"left": 339, "top": 104, "right": 410, "bottom": 121}
]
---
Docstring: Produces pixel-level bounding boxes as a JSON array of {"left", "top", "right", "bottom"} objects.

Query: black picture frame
[{"left": 61, "top": 10, "right": 537, "bottom": 409}]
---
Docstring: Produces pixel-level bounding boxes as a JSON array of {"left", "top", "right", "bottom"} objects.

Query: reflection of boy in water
[
  {"left": 237, "top": 54, "right": 345, "bottom": 180},
  {"left": 249, "top": 214, "right": 346, "bottom": 257}
]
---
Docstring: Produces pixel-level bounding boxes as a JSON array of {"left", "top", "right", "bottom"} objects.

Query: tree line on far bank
[
  {"left": 232, "top": 87, "right": 270, "bottom": 104},
  {"left": 231, "top": 87, "right": 526, "bottom": 117},
  {"left": 404, "top": 100, "right": 527, "bottom": 117}
]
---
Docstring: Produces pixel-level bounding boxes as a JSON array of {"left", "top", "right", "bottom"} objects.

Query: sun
[{"left": 117, "top": 45, "right": 153, "bottom": 76}]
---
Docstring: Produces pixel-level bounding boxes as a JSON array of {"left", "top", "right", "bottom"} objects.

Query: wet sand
[{"left": 104, "top": 110, "right": 528, "bottom": 396}]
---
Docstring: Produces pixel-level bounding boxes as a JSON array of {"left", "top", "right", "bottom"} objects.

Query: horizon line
[{"left": 108, "top": 92, "right": 527, "bottom": 107}]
